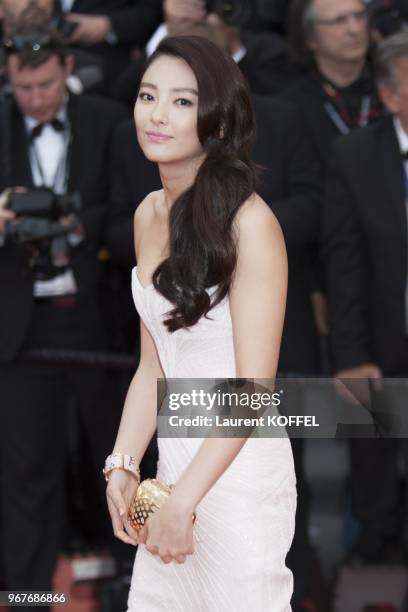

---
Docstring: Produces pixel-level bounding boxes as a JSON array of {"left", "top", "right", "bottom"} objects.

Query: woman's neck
[{"left": 158, "top": 156, "right": 205, "bottom": 210}]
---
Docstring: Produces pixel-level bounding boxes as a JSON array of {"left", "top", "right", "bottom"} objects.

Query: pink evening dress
[{"left": 127, "top": 266, "right": 297, "bottom": 612}]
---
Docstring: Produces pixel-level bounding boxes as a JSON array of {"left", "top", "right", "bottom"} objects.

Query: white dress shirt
[
  {"left": 24, "top": 105, "right": 77, "bottom": 297},
  {"left": 24, "top": 106, "right": 68, "bottom": 194},
  {"left": 60, "top": 0, "right": 75, "bottom": 13},
  {"left": 394, "top": 116, "right": 408, "bottom": 169}
]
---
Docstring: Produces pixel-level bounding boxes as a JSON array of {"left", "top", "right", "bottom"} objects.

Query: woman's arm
[
  {"left": 106, "top": 196, "right": 165, "bottom": 545},
  {"left": 112, "top": 319, "right": 163, "bottom": 461},
  {"left": 112, "top": 196, "right": 164, "bottom": 460},
  {"left": 170, "top": 194, "right": 288, "bottom": 514}
]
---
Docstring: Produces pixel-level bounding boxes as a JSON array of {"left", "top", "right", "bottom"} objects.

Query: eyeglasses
[
  {"left": 313, "top": 8, "right": 368, "bottom": 29},
  {"left": 3, "top": 32, "right": 55, "bottom": 54}
]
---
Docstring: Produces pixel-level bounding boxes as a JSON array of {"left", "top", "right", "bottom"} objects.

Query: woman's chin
[
  {"left": 139, "top": 143, "right": 166, "bottom": 161},
  {"left": 143, "top": 151, "right": 178, "bottom": 164}
]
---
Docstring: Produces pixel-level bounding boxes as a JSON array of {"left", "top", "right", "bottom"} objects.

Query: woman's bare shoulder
[
  {"left": 234, "top": 193, "right": 284, "bottom": 244},
  {"left": 133, "top": 190, "right": 163, "bottom": 258},
  {"left": 133, "top": 189, "right": 163, "bottom": 228},
  {"left": 231, "top": 193, "right": 287, "bottom": 290}
]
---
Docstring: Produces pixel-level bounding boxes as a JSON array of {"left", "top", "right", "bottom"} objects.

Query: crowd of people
[{"left": 0, "top": 0, "right": 408, "bottom": 611}]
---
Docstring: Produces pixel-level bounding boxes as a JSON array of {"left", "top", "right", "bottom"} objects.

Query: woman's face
[{"left": 135, "top": 54, "right": 203, "bottom": 165}]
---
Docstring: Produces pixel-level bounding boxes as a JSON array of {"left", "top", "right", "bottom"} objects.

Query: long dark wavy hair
[{"left": 143, "top": 36, "right": 257, "bottom": 332}]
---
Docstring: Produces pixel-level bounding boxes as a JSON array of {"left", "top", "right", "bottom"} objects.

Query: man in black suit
[
  {"left": 323, "top": 30, "right": 408, "bottom": 561},
  {"left": 106, "top": 95, "right": 322, "bottom": 609},
  {"left": 281, "top": 0, "right": 385, "bottom": 367},
  {"left": 0, "top": 24, "right": 128, "bottom": 603},
  {"left": 284, "top": 0, "right": 383, "bottom": 168}
]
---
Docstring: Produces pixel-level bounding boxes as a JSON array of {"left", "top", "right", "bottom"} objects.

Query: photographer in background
[
  {"left": 0, "top": 1, "right": 54, "bottom": 91},
  {"left": 0, "top": 0, "right": 108, "bottom": 95},
  {"left": 59, "top": 0, "right": 162, "bottom": 94},
  {"left": 0, "top": 23, "right": 128, "bottom": 606},
  {"left": 0, "top": 1, "right": 163, "bottom": 95}
]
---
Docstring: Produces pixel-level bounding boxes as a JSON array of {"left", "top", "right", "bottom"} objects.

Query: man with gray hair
[
  {"left": 323, "top": 30, "right": 408, "bottom": 563},
  {"left": 282, "top": 0, "right": 385, "bottom": 362},
  {"left": 284, "top": 0, "right": 383, "bottom": 166}
]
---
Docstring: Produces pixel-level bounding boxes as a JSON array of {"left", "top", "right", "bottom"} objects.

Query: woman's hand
[
  {"left": 66, "top": 14, "right": 111, "bottom": 46},
  {"left": 310, "top": 290, "right": 330, "bottom": 336},
  {"left": 106, "top": 469, "right": 139, "bottom": 546},
  {"left": 0, "top": 188, "right": 23, "bottom": 233},
  {"left": 137, "top": 496, "right": 195, "bottom": 564}
]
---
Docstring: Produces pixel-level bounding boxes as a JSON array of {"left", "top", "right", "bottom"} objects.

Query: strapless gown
[{"left": 127, "top": 266, "right": 297, "bottom": 612}]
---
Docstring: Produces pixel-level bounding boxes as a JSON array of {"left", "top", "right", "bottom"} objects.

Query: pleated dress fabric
[{"left": 127, "top": 267, "right": 297, "bottom": 612}]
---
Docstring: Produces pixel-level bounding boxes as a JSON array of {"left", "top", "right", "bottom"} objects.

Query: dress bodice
[{"left": 131, "top": 267, "right": 236, "bottom": 378}]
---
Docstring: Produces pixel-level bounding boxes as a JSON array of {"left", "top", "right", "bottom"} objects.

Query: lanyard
[{"left": 324, "top": 95, "right": 371, "bottom": 135}]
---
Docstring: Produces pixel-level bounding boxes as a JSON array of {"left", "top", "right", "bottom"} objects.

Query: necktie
[{"left": 30, "top": 118, "right": 65, "bottom": 141}]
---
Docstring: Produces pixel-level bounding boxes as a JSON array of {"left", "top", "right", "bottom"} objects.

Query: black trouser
[
  {"left": 278, "top": 376, "right": 314, "bottom": 608},
  {"left": 349, "top": 343, "right": 408, "bottom": 545},
  {"left": 0, "top": 297, "right": 113, "bottom": 607},
  {"left": 349, "top": 438, "right": 401, "bottom": 538}
]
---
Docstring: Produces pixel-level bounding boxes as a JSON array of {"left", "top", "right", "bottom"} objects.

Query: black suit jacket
[
  {"left": 107, "top": 96, "right": 322, "bottom": 373},
  {"left": 282, "top": 70, "right": 384, "bottom": 170},
  {"left": 323, "top": 115, "right": 408, "bottom": 374},
  {"left": 239, "top": 31, "right": 303, "bottom": 96},
  {"left": 281, "top": 74, "right": 343, "bottom": 169},
  {"left": 0, "top": 93, "right": 129, "bottom": 361}
]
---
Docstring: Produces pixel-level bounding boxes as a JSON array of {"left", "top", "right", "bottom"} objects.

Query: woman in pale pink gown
[{"left": 105, "top": 36, "right": 297, "bottom": 612}]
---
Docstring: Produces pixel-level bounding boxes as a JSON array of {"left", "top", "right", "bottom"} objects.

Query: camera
[
  {"left": 205, "top": 0, "right": 254, "bottom": 27},
  {"left": 8, "top": 188, "right": 81, "bottom": 219},
  {"left": 5, "top": 188, "right": 81, "bottom": 244}
]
